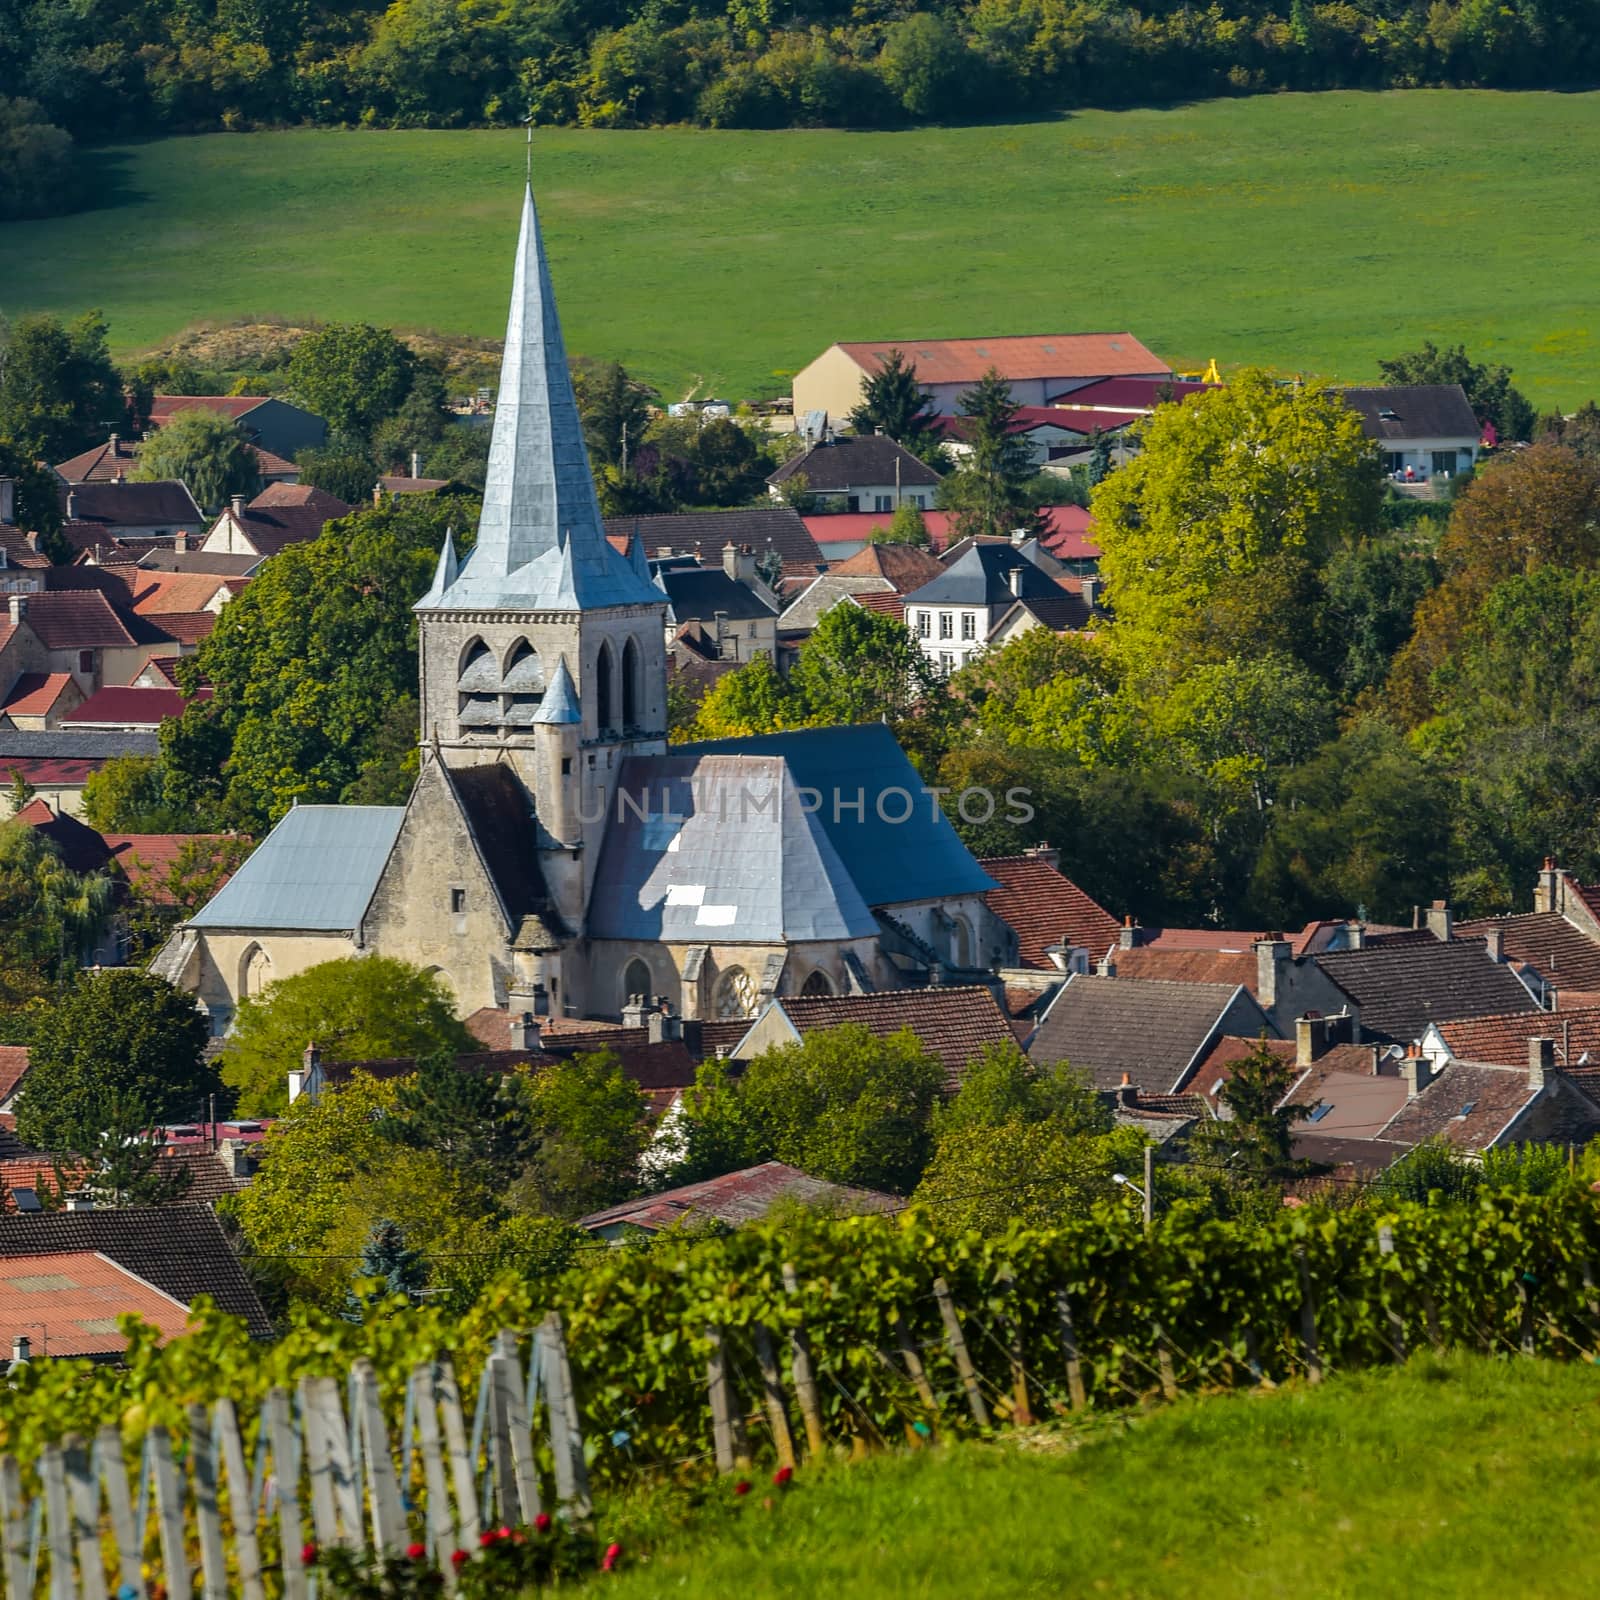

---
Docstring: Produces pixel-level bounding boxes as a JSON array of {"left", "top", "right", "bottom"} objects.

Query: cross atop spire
[{"left": 417, "top": 184, "right": 662, "bottom": 613}]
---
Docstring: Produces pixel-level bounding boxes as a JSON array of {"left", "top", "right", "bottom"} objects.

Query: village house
[
  {"left": 53, "top": 431, "right": 300, "bottom": 490},
  {"left": 778, "top": 543, "right": 946, "bottom": 645},
  {"left": 766, "top": 433, "right": 941, "bottom": 514},
  {"left": 792, "top": 334, "right": 1170, "bottom": 421},
  {"left": 60, "top": 482, "right": 204, "bottom": 544},
  {"left": 198, "top": 484, "right": 353, "bottom": 559},
  {"left": 654, "top": 544, "right": 781, "bottom": 665},
  {"left": 147, "top": 395, "right": 327, "bottom": 461},
  {"left": 1340, "top": 384, "right": 1482, "bottom": 488},
  {"left": 602, "top": 510, "right": 825, "bottom": 586}
]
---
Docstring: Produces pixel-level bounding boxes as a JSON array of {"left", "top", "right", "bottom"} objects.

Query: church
[{"left": 154, "top": 183, "right": 1017, "bottom": 1028}]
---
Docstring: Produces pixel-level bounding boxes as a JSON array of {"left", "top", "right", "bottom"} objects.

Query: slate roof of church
[
  {"left": 680, "top": 723, "right": 994, "bottom": 908},
  {"left": 588, "top": 752, "right": 878, "bottom": 943},
  {"left": 443, "top": 763, "right": 553, "bottom": 932},
  {"left": 187, "top": 804, "right": 404, "bottom": 931}
]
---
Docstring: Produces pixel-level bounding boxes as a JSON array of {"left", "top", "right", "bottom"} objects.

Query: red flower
[
  {"left": 300, "top": 1542, "right": 318, "bottom": 1567},
  {"left": 406, "top": 1543, "right": 427, "bottom": 1561},
  {"left": 451, "top": 1550, "right": 470, "bottom": 1569},
  {"left": 480, "top": 1531, "right": 497, "bottom": 1547},
  {"left": 734, "top": 1480, "right": 752, "bottom": 1497},
  {"left": 498, "top": 1526, "right": 511, "bottom": 1541},
  {"left": 535, "top": 1513, "right": 552, "bottom": 1533},
  {"left": 602, "top": 1542, "right": 623, "bottom": 1573},
  {"left": 773, "top": 1465, "right": 794, "bottom": 1488}
]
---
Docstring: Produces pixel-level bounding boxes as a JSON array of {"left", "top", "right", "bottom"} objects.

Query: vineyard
[{"left": 1, "top": 1188, "right": 1598, "bottom": 1594}]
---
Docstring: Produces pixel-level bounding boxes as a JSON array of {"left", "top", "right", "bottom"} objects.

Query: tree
[
  {"left": 941, "top": 369, "right": 1041, "bottom": 541},
  {"left": 734, "top": 1024, "right": 945, "bottom": 1192},
  {"left": 1250, "top": 719, "right": 1452, "bottom": 927},
  {"left": 0, "top": 821, "right": 114, "bottom": 1021},
  {"left": 878, "top": 13, "right": 968, "bottom": 118},
  {"left": 15, "top": 969, "right": 215, "bottom": 1150},
  {"left": 932, "top": 1041, "right": 1108, "bottom": 1138},
  {"left": 59, "top": 1095, "right": 194, "bottom": 1208},
  {"left": 344, "top": 1218, "right": 426, "bottom": 1320},
  {"left": 953, "top": 628, "right": 1125, "bottom": 764},
  {"left": 688, "top": 654, "right": 797, "bottom": 739},
  {"left": 0, "top": 439, "right": 65, "bottom": 558},
  {"left": 286, "top": 323, "right": 417, "bottom": 441},
  {"left": 221, "top": 956, "right": 473, "bottom": 1115},
  {"left": 692, "top": 417, "right": 769, "bottom": 505},
  {"left": 1093, "top": 369, "right": 1381, "bottom": 683},
  {"left": 121, "top": 835, "right": 255, "bottom": 964},
  {"left": 0, "top": 310, "right": 125, "bottom": 460},
  {"left": 1378, "top": 340, "right": 1535, "bottom": 444},
  {"left": 847, "top": 349, "right": 943, "bottom": 460},
  {"left": 1317, "top": 537, "right": 1438, "bottom": 702},
  {"left": 786, "top": 604, "right": 939, "bottom": 727},
  {"left": 82, "top": 755, "right": 176, "bottom": 832},
  {"left": 571, "top": 357, "right": 655, "bottom": 470},
  {"left": 380, "top": 1049, "right": 535, "bottom": 1200},
  {"left": 1085, "top": 430, "right": 1113, "bottom": 487},
  {"left": 370, "top": 368, "right": 450, "bottom": 474},
  {"left": 0, "top": 98, "right": 78, "bottom": 221},
  {"left": 869, "top": 500, "right": 930, "bottom": 547},
  {"left": 135, "top": 406, "right": 261, "bottom": 512},
  {"left": 516, "top": 1050, "right": 649, "bottom": 1219},
  {"left": 1188, "top": 1037, "right": 1307, "bottom": 1177},
  {"left": 295, "top": 445, "right": 380, "bottom": 506},
  {"left": 161, "top": 494, "right": 477, "bottom": 827}
]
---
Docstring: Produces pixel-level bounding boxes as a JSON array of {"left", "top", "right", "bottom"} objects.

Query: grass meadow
[
  {"left": 4, "top": 91, "right": 1599, "bottom": 405},
  {"left": 603, "top": 1355, "right": 1600, "bottom": 1598}
]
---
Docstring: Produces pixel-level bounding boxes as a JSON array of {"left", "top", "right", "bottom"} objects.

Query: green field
[
  {"left": 4, "top": 91, "right": 1599, "bottom": 405},
  {"left": 604, "top": 1356, "right": 1600, "bottom": 1598}
]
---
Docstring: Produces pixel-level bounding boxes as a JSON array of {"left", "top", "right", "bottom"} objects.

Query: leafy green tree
[
  {"left": 869, "top": 500, "right": 930, "bottom": 547},
  {"left": 515, "top": 1049, "right": 649, "bottom": 1219},
  {"left": 135, "top": 406, "right": 261, "bottom": 512},
  {"left": 0, "top": 821, "right": 114, "bottom": 1021},
  {"left": 1378, "top": 340, "right": 1535, "bottom": 444},
  {"left": 1371, "top": 1137, "right": 1480, "bottom": 1205},
  {"left": 81, "top": 755, "right": 176, "bottom": 832},
  {"left": 953, "top": 628, "right": 1126, "bottom": 763},
  {"left": 571, "top": 357, "right": 656, "bottom": 470},
  {"left": 380, "top": 1049, "right": 535, "bottom": 1199},
  {"left": 221, "top": 956, "right": 473, "bottom": 1115},
  {"left": 16, "top": 970, "right": 215, "bottom": 1149},
  {"left": 846, "top": 348, "right": 943, "bottom": 460},
  {"left": 688, "top": 654, "right": 797, "bottom": 738},
  {"left": 1250, "top": 719, "right": 1452, "bottom": 926},
  {"left": 692, "top": 416, "right": 769, "bottom": 504},
  {"left": 659, "top": 1057, "right": 762, "bottom": 1185},
  {"left": 294, "top": 445, "right": 379, "bottom": 506},
  {"left": 787, "top": 604, "right": 938, "bottom": 727},
  {"left": 1093, "top": 369, "right": 1380, "bottom": 683},
  {"left": 933, "top": 1041, "right": 1109, "bottom": 1137},
  {"left": 370, "top": 368, "right": 449, "bottom": 475},
  {"left": 0, "top": 310, "right": 125, "bottom": 459},
  {"left": 286, "top": 323, "right": 417, "bottom": 441},
  {"left": 1318, "top": 536, "right": 1438, "bottom": 701},
  {"left": 58, "top": 1095, "right": 194, "bottom": 1207},
  {"left": 1085, "top": 429, "right": 1114, "bottom": 487},
  {"left": 162, "top": 494, "right": 475, "bottom": 827},
  {"left": 941, "top": 369, "right": 1041, "bottom": 541},
  {"left": 878, "top": 13, "right": 969, "bottom": 118},
  {"left": 0, "top": 98, "right": 78, "bottom": 221},
  {"left": 735, "top": 1023, "right": 945, "bottom": 1193},
  {"left": 1188, "top": 1038, "right": 1307, "bottom": 1177},
  {"left": 0, "top": 439, "right": 65, "bottom": 558}
]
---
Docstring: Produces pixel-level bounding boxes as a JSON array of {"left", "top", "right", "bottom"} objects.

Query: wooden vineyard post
[
  {"left": 932, "top": 1277, "right": 991, "bottom": 1429},
  {"left": 1377, "top": 1225, "right": 1407, "bottom": 1362},
  {"left": 0, "top": 1455, "right": 31, "bottom": 1600},
  {"left": 705, "top": 1326, "right": 747, "bottom": 1475},
  {"left": 436, "top": 1362, "right": 481, "bottom": 1551},
  {"left": 780, "top": 1264, "right": 825, "bottom": 1461},
  {"left": 40, "top": 1441, "right": 72, "bottom": 1600},
  {"left": 263, "top": 1389, "right": 307, "bottom": 1600},
  {"left": 300, "top": 1376, "right": 360, "bottom": 1548},
  {"left": 483, "top": 1345, "right": 519, "bottom": 1526},
  {"left": 750, "top": 1324, "right": 797, "bottom": 1471},
  {"left": 1517, "top": 1278, "right": 1536, "bottom": 1358},
  {"left": 489, "top": 1335, "right": 541, "bottom": 1526},
  {"left": 537, "top": 1315, "right": 590, "bottom": 1519},
  {"left": 187, "top": 1405, "right": 227, "bottom": 1600},
  {"left": 411, "top": 1365, "right": 457, "bottom": 1572},
  {"left": 65, "top": 1435, "right": 104, "bottom": 1600},
  {"left": 994, "top": 1269, "right": 1033, "bottom": 1427},
  {"left": 353, "top": 1360, "right": 409, "bottom": 1553},
  {"left": 1296, "top": 1248, "right": 1323, "bottom": 1385},
  {"left": 894, "top": 1321, "right": 940, "bottom": 1426},
  {"left": 1054, "top": 1291, "right": 1087, "bottom": 1411},
  {"left": 211, "top": 1403, "right": 265, "bottom": 1600},
  {"left": 148, "top": 1427, "right": 192, "bottom": 1600}
]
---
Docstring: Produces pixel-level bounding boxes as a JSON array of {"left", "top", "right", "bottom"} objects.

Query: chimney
[
  {"left": 8, "top": 594, "right": 24, "bottom": 626},
  {"left": 1296, "top": 1013, "right": 1325, "bottom": 1067},
  {"left": 1534, "top": 856, "right": 1561, "bottom": 915},
  {"left": 508, "top": 1011, "right": 541, "bottom": 1052},
  {"left": 1528, "top": 1036, "right": 1556, "bottom": 1090},
  {"left": 1346, "top": 921, "right": 1367, "bottom": 951},
  {"left": 372, "top": 482, "right": 384, "bottom": 506},
  {"left": 109, "top": 432, "right": 120, "bottom": 456},
  {"left": 174, "top": 529, "right": 189, "bottom": 553},
  {"left": 24, "top": 531, "right": 38, "bottom": 553},
  {"left": 64, "top": 1195, "right": 93, "bottom": 1213},
  {"left": 647, "top": 1003, "right": 682, "bottom": 1044},
  {"left": 288, "top": 1041, "right": 320, "bottom": 1103},
  {"left": 722, "top": 541, "right": 740, "bottom": 580},
  {"left": 1023, "top": 841, "right": 1060, "bottom": 871},
  {"left": 1118, "top": 916, "right": 1140, "bottom": 950},
  {"left": 621, "top": 993, "right": 649, "bottom": 1028},
  {"left": 1096, "top": 954, "right": 1116, "bottom": 976},
  {"left": 1081, "top": 574, "right": 1101, "bottom": 610},
  {"left": 1254, "top": 937, "right": 1291, "bottom": 1009},
  {"left": 1399, "top": 1045, "right": 1432, "bottom": 1098},
  {"left": 1007, "top": 564, "right": 1026, "bottom": 597},
  {"left": 230, "top": 493, "right": 245, "bottom": 520},
  {"left": 9, "top": 1336, "right": 28, "bottom": 1366},
  {"left": 1483, "top": 925, "right": 1505, "bottom": 963},
  {"left": 1425, "top": 900, "right": 1453, "bottom": 942},
  {"left": 1115, "top": 1071, "right": 1138, "bottom": 1109},
  {"left": 411, "top": 450, "right": 421, "bottom": 480},
  {"left": 712, "top": 610, "right": 728, "bottom": 650}
]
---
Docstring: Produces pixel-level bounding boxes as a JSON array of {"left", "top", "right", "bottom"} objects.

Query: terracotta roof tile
[
  {"left": 1185, "top": 1035, "right": 1297, "bottom": 1104},
  {"left": 837, "top": 334, "right": 1167, "bottom": 386},
  {"left": 214, "top": 486, "right": 351, "bottom": 557},
  {"left": 1108, "top": 947, "right": 1257, "bottom": 989},
  {"left": 1434, "top": 1005, "right": 1600, "bottom": 1067},
  {"left": 0, "top": 1250, "right": 191, "bottom": 1358},
  {"left": 828, "top": 544, "right": 946, "bottom": 589},
  {"left": 0, "top": 673, "right": 75, "bottom": 718},
  {"left": 0, "top": 529, "right": 51, "bottom": 569},
  {"left": 762, "top": 985, "right": 1016, "bottom": 1089},
  {"left": 1380, "top": 1061, "right": 1539, "bottom": 1150},
  {"left": 0, "top": 1049, "right": 28, "bottom": 1103},
  {"left": 1457, "top": 911, "right": 1600, "bottom": 994},
  {"left": 8, "top": 591, "right": 138, "bottom": 649},
  {"left": 980, "top": 854, "right": 1120, "bottom": 970},
  {"left": 580, "top": 1161, "right": 899, "bottom": 1232},
  {"left": 150, "top": 396, "right": 268, "bottom": 423}
]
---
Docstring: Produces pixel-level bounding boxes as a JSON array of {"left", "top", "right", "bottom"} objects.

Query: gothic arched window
[
  {"left": 621, "top": 636, "right": 640, "bottom": 730},
  {"left": 714, "top": 967, "right": 756, "bottom": 1019},
  {"left": 800, "top": 968, "right": 834, "bottom": 997},
  {"left": 623, "top": 957, "right": 652, "bottom": 1010},
  {"left": 595, "top": 641, "right": 614, "bottom": 735}
]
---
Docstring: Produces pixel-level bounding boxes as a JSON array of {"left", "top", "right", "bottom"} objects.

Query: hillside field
[
  {"left": 606, "top": 1355, "right": 1600, "bottom": 1598},
  {"left": 4, "top": 91, "right": 1599, "bottom": 406}
]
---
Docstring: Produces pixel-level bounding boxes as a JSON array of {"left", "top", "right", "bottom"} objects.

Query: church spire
[{"left": 417, "top": 184, "right": 661, "bottom": 613}]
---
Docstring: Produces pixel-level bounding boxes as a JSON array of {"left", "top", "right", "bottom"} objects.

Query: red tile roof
[
  {"left": 104, "top": 834, "right": 237, "bottom": 903},
  {"left": 0, "top": 530, "right": 51, "bottom": 569},
  {"left": 0, "top": 673, "right": 75, "bottom": 718},
  {"left": 804, "top": 506, "right": 1096, "bottom": 561},
  {"left": 1046, "top": 376, "right": 1218, "bottom": 410},
  {"left": 1108, "top": 946, "right": 1257, "bottom": 989},
  {"left": 63, "top": 686, "right": 205, "bottom": 728},
  {"left": 828, "top": 543, "right": 946, "bottom": 590},
  {"left": 212, "top": 485, "right": 352, "bottom": 558},
  {"left": 837, "top": 334, "right": 1168, "bottom": 387},
  {"left": 1185, "top": 1035, "right": 1297, "bottom": 1104},
  {"left": 0, "top": 1049, "right": 28, "bottom": 1102},
  {"left": 762, "top": 985, "right": 1016, "bottom": 1088},
  {"left": 0, "top": 1250, "right": 191, "bottom": 1357},
  {"left": 1434, "top": 1005, "right": 1600, "bottom": 1067},
  {"left": 980, "top": 854, "right": 1121, "bottom": 970},
  {"left": 139, "top": 611, "right": 217, "bottom": 645},
  {"left": 579, "top": 1161, "right": 899, "bottom": 1233},
  {"left": 851, "top": 591, "right": 904, "bottom": 619},
  {"left": 120, "top": 569, "right": 244, "bottom": 616},
  {"left": 0, "top": 757, "right": 109, "bottom": 787},
  {"left": 53, "top": 437, "right": 143, "bottom": 483},
  {"left": 6, "top": 591, "right": 138, "bottom": 649},
  {"left": 149, "top": 395, "right": 267, "bottom": 423},
  {"left": 1456, "top": 911, "right": 1600, "bottom": 994}
]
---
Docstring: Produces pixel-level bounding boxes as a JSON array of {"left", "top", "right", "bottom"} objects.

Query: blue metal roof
[
  {"left": 188, "top": 804, "right": 404, "bottom": 931},
  {"left": 680, "top": 723, "right": 996, "bottom": 906}
]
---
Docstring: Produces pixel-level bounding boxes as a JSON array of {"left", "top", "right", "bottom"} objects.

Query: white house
[
  {"left": 767, "top": 434, "right": 940, "bottom": 514},
  {"left": 1340, "top": 385, "right": 1482, "bottom": 486}
]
